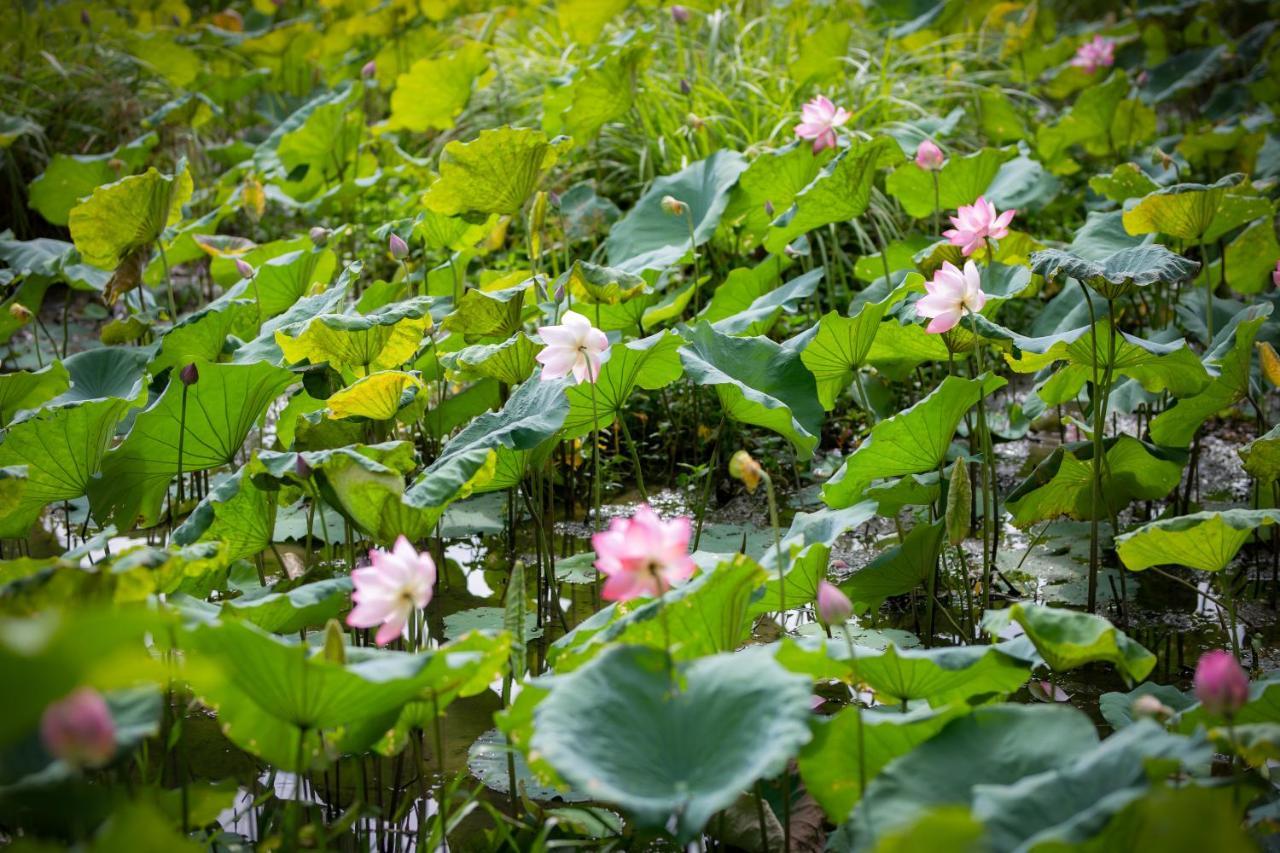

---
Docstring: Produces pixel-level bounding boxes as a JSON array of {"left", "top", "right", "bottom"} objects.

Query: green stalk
[
  {"left": 618, "top": 413, "right": 649, "bottom": 502},
  {"left": 761, "top": 470, "right": 784, "bottom": 619},
  {"left": 1079, "top": 281, "right": 1105, "bottom": 613},
  {"left": 966, "top": 308, "right": 994, "bottom": 615},
  {"left": 175, "top": 382, "right": 189, "bottom": 509},
  {"left": 587, "top": 358, "right": 603, "bottom": 530},
  {"left": 840, "top": 626, "right": 868, "bottom": 798},
  {"left": 1201, "top": 240, "right": 1214, "bottom": 345}
]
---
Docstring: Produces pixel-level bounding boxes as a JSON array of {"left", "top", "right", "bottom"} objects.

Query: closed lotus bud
[
  {"left": 295, "top": 455, "right": 313, "bottom": 479},
  {"left": 179, "top": 362, "right": 199, "bottom": 386},
  {"left": 1132, "top": 693, "right": 1174, "bottom": 721},
  {"left": 764, "top": 199, "right": 775, "bottom": 217},
  {"left": 671, "top": 4, "right": 690, "bottom": 24},
  {"left": 389, "top": 233, "right": 409, "bottom": 259},
  {"left": 915, "top": 139, "right": 945, "bottom": 171},
  {"left": 945, "top": 458, "right": 971, "bottom": 546},
  {"left": 680, "top": 78, "right": 691, "bottom": 95},
  {"left": 530, "top": 190, "right": 548, "bottom": 234},
  {"left": 361, "top": 60, "right": 376, "bottom": 79},
  {"left": 40, "top": 688, "right": 115, "bottom": 768},
  {"left": 728, "top": 449, "right": 763, "bottom": 494},
  {"left": 661, "top": 195, "right": 689, "bottom": 217},
  {"left": 816, "top": 580, "right": 853, "bottom": 627},
  {"left": 8, "top": 303, "right": 33, "bottom": 324},
  {"left": 235, "top": 258, "right": 255, "bottom": 279},
  {"left": 1194, "top": 650, "right": 1250, "bottom": 718},
  {"left": 548, "top": 190, "right": 561, "bottom": 208},
  {"left": 80, "top": 8, "right": 90, "bottom": 26},
  {"left": 1136, "top": 70, "right": 1149, "bottom": 87},
  {"left": 553, "top": 282, "right": 565, "bottom": 303},
  {"left": 309, "top": 226, "right": 330, "bottom": 247}
]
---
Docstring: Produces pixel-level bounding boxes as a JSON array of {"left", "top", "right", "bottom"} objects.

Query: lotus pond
[{"left": 4, "top": 0, "right": 1280, "bottom": 850}]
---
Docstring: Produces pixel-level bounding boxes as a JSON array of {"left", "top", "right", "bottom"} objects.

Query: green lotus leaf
[
  {"left": 699, "top": 256, "right": 788, "bottom": 324},
  {"left": 1039, "top": 783, "right": 1253, "bottom": 852},
  {"left": 885, "top": 146, "right": 1015, "bottom": 218},
  {"left": 447, "top": 333, "right": 541, "bottom": 386},
  {"left": 710, "top": 266, "right": 822, "bottom": 336},
  {"left": 842, "top": 519, "right": 946, "bottom": 614},
  {"left": 679, "top": 322, "right": 824, "bottom": 459},
  {"left": 981, "top": 602, "right": 1156, "bottom": 683},
  {"left": 1240, "top": 424, "right": 1280, "bottom": 486},
  {"left": 172, "top": 465, "right": 276, "bottom": 562},
  {"left": 562, "top": 330, "right": 683, "bottom": 438},
  {"left": 1004, "top": 436, "right": 1184, "bottom": 527},
  {"left": 799, "top": 703, "right": 970, "bottom": 822},
  {"left": 0, "top": 361, "right": 69, "bottom": 426},
  {"left": 1087, "top": 163, "right": 1159, "bottom": 203},
  {"left": 1098, "top": 682, "right": 1195, "bottom": 730},
  {"left": 1142, "top": 44, "right": 1228, "bottom": 103},
  {"left": 561, "top": 260, "right": 647, "bottom": 305},
  {"left": 865, "top": 472, "right": 941, "bottom": 515},
  {"left": 1035, "top": 74, "right": 1156, "bottom": 172},
  {"left": 68, "top": 163, "right": 192, "bottom": 269},
  {"left": 723, "top": 142, "right": 826, "bottom": 249},
  {"left": 549, "top": 555, "right": 767, "bottom": 673},
  {"left": 441, "top": 281, "right": 529, "bottom": 341},
  {"left": 386, "top": 42, "right": 489, "bottom": 133},
  {"left": 556, "top": 0, "right": 629, "bottom": 43},
  {"left": 750, "top": 502, "right": 879, "bottom": 614},
  {"left": 152, "top": 299, "right": 260, "bottom": 373},
  {"left": 1212, "top": 218, "right": 1280, "bottom": 294},
  {"left": 544, "top": 39, "right": 646, "bottom": 141},
  {"left": 764, "top": 136, "right": 898, "bottom": 253},
  {"left": 834, "top": 704, "right": 1100, "bottom": 848},
  {"left": 88, "top": 360, "right": 295, "bottom": 529},
  {"left": 256, "top": 85, "right": 361, "bottom": 203},
  {"left": 607, "top": 150, "right": 748, "bottom": 273},
  {"left": 531, "top": 644, "right": 812, "bottom": 841},
  {"left": 423, "top": 127, "right": 572, "bottom": 218},
  {"left": 1116, "top": 509, "right": 1280, "bottom": 573},
  {"left": 823, "top": 374, "right": 1005, "bottom": 508},
  {"left": 864, "top": 316, "right": 952, "bottom": 380},
  {"left": 27, "top": 132, "right": 157, "bottom": 226},
  {"left": 1121, "top": 173, "right": 1246, "bottom": 241},
  {"left": 326, "top": 370, "right": 424, "bottom": 421},
  {"left": 176, "top": 577, "right": 353, "bottom": 635},
  {"left": 1148, "top": 303, "right": 1271, "bottom": 447},
  {"left": 802, "top": 279, "right": 913, "bottom": 409},
  {"left": 276, "top": 296, "right": 433, "bottom": 373},
  {"left": 1173, "top": 672, "right": 1280, "bottom": 736},
  {"left": 1028, "top": 245, "right": 1199, "bottom": 300},
  {"left": 235, "top": 247, "right": 338, "bottom": 319}
]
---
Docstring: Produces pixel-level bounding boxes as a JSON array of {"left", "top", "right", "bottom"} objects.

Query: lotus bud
[
  {"left": 671, "top": 4, "right": 690, "bottom": 24},
  {"left": 553, "top": 282, "right": 565, "bottom": 303},
  {"left": 1272, "top": 259, "right": 1280, "bottom": 288},
  {"left": 295, "top": 455, "right": 313, "bottom": 479},
  {"left": 687, "top": 112, "right": 706, "bottom": 131},
  {"left": 389, "top": 233, "right": 409, "bottom": 259},
  {"left": 80, "top": 8, "right": 90, "bottom": 26},
  {"left": 763, "top": 199, "right": 775, "bottom": 217},
  {"left": 1136, "top": 70, "right": 1149, "bottom": 86},
  {"left": 8, "top": 303, "right": 32, "bottom": 324},
  {"left": 829, "top": 558, "right": 849, "bottom": 572},
  {"left": 915, "top": 139, "right": 945, "bottom": 171},
  {"left": 727, "top": 449, "right": 763, "bottom": 494},
  {"left": 816, "top": 580, "right": 853, "bottom": 627},
  {"left": 680, "top": 78, "right": 691, "bottom": 95},
  {"left": 179, "top": 362, "right": 199, "bottom": 386},
  {"left": 660, "top": 195, "right": 689, "bottom": 217},
  {"left": 40, "top": 688, "right": 115, "bottom": 768},
  {"left": 548, "top": 190, "right": 561, "bottom": 208},
  {"left": 945, "top": 458, "right": 971, "bottom": 546},
  {"left": 361, "top": 60, "right": 376, "bottom": 79},
  {"left": 309, "top": 226, "right": 330, "bottom": 247},
  {"left": 235, "top": 258, "right": 255, "bottom": 279},
  {"left": 1194, "top": 650, "right": 1250, "bottom": 718},
  {"left": 530, "top": 190, "right": 548, "bottom": 234},
  {"left": 1132, "top": 693, "right": 1174, "bottom": 721}
]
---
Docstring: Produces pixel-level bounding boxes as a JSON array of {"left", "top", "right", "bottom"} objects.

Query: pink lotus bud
[
  {"left": 1132, "top": 693, "right": 1174, "bottom": 721},
  {"left": 915, "top": 139, "right": 944, "bottom": 171},
  {"left": 763, "top": 199, "right": 775, "bottom": 217},
  {"left": 1194, "top": 650, "right": 1250, "bottom": 717},
  {"left": 829, "top": 559, "right": 849, "bottom": 572},
  {"left": 179, "top": 363, "right": 199, "bottom": 386},
  {"left": 309, "top": 226, "right": 330, "bottom": 247},
  {"left": 80, "top": 9, "right": 90, "bottom": 26},
  {"left": 553, "top": 282, "right": 565, "bottom": 303},
  {"left": 680, "top": 78, "right": 691, "bottom": 95},
  {"left": 1272, "top": 260, "right": 1279, "bottom": 288},
  {"left": 40, "top": 688, "right": 115, "bottom": 768},
  {"left": 671, "top": 5, "right": 690, "bottom": 24},
  {"left": 295, "top": 455, "right": 312, "bottom": 479},
  {"left": 388, "top": 233, "right": 409, "bottom": 259},
  {"left": 361, "top": 60, "right": 376, "bottom": 79},
  {"left": 816, "top": 580, "right": 853, "bottom": 627},
  {"left": 235, "top": 258, "right": 255, "bottom": 279}
]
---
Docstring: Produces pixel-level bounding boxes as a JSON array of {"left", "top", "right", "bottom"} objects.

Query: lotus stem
[{"left": 841, "top": 625, "right": 868, "bottom": 799}]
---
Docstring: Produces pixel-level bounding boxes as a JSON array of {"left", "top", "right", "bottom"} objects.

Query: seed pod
[{"left": 945, "top": 457, "right": 971, "bottom": 546}]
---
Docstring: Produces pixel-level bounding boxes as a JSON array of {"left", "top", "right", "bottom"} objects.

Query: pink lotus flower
[
  {"left": 1272, "top": 260, "right": 1279, "bottom": 288},
  {"left": 944, "top": 196, "right": 1015, "bottom": 256},
  {"left": 915, "top": 140, "right": 944, "bottom": 171},
  {"left": 347, "top": 535, "right": 436, "bottom": 646},
  {"left": 40, "top": 687, "right": 115, "bottom": 768},
  {"left": 591, "top": 505, "right": 696, "bottom": 601},
  {"left": 1194, "top": 649, "right": 1250, "bottom": 717},
  {"left": 916, "top": 260, "right": 987, "bottom": 334},
  {"left": 816, "top": 580, "right": 853, "bottom": 626},
  {"left": 535, "top": 310, "right": 610, "bottom": 384},
  {"left": 794, "top": 96, "right": 850, "bottom": 154},
  {"left": 1071, "top": 36, "right": 1115, "bottom": 74}
]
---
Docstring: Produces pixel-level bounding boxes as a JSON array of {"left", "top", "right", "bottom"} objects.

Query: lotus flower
[
  {"left": 1272, "top": 259, "right": 1279, "bottom": 288},
  {"left": 347, "top": 535, "right": 436, "bottom": 646},
  {"left": 361, "top": 59, "right": 376, "bottom": 78},
  {"left": 816, "top": 580, "right": 853, "bottom": 627},
  {"left": 535, "top": 310, "right": 610, "bottom": 384},
  {"left": 1071, "top": 36, "right": 1115, "bottom": 74},
  {"left": 40, "top": 688, "right": 115, "bottom": 768},
  {"left": 943, "top": 196, "right": 1015, "bottom": 256},
  {"left": 916, "top": 260, "right": 987, "bottom": 334},
  {"left": 1193, "top": 650, "right": 1249, "bottom": 718},
  {"left": 591, "top": 505, "right": 696, "bottom": 601},
  {"left": 794, "top": 96, "right": 850, "bottom": 154},
  {"left": 915, "top": 139, "right": 944, "bottom": 171}
]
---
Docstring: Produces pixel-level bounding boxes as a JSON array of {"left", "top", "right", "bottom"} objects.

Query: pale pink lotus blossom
[
  {"left": 815, "top": 580, "right": 853, "bottom": 626},
  {"left": 591, "top": 505, "right": 695, "bottom": 601},
  {"left": 1071, "top": 36, "right": 1115, "bottom": 74},
  {"left": 1194, "top": 650, "right": 1250, "bottom": 718},
  {"left": 347, "top": 535, "right": 436, "bottom": 646},
  {"left": 1272, "top": 260, "right": 1279, "bottom": 288},
  {"left": 916, "top": 260, "right": 987, "bottom": 334},
  {"left": 915, "top": 140, "right": 944, "bottom": 171},
  {"left": 40, "top": 687, "right": 115, "bottom": 768},
  {"left": 535, "top": 310, "right": 610, "bottom": 384},
  {"left": 794, "top": 96, "right": 850, "bottom": 154},
  {"left": 943, "top": 196, "right": 1015, "bottom": 256}
]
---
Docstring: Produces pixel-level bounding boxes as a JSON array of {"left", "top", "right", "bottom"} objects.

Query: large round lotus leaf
[
  {"left": 1116, "top": 509, "right": 1280, "bottom": 573},
  {"left": 531, "top": 645, "right": 813, "bottom": 841}
]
